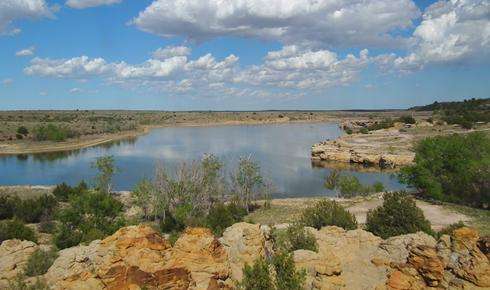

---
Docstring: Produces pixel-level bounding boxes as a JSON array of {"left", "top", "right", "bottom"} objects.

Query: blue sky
[{"left": 0, "top": 0, "right": 489, "bottom": 110}]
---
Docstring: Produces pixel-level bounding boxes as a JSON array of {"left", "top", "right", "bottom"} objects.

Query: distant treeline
[{"left": 411, "top": 98, "right": 490, "bottom": 111}]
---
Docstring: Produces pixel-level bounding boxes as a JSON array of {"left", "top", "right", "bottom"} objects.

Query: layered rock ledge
[
  {"left": 312, "top": 128, "right": 416, "bottom": 168},
  {"left": 1, "top": 224, "right": 489, "bottom": 289}
]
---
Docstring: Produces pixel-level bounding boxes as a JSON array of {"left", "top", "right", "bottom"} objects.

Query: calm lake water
[{"left": 0, "top": 122, "right": 404, "bottom": 197}]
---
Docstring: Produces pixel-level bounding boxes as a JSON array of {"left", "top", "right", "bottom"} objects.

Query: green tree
[
  {"left": 17, "top": 126, "right": 29, "bottom": 136},
  {"left": 400, "top": 132, "right": 490, "bottom": 208},
  {"left": 272, "top": 252, "right": 306, "bottom": 290},
  {"left": 131, "top": 178, "right": 154, "bottom": 220},
  {"left": 233, "top": 156, "right": 265, "bottom": 212},
  {"left": 301, "top": 199, "right": 357, "bottom": 230},
  {"left": 92, "top": 155, "right": 118, "bottom": 194},
  {"left": 365, "top": 191, "right": 432, "bottom": 238},
  {"left": 240, "top": 258, "right": 274, "bottom": 290}
]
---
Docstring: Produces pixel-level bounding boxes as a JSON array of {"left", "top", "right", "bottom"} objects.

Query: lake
[{"left": 0, "top": 122, "right": 404, "bottom": 197}]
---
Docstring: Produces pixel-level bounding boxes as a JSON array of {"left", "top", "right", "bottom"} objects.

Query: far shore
[{"left": 0, "top": 118, "right": 339, "bottom": 156}]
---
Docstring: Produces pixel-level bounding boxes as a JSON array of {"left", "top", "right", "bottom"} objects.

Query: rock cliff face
[
  {"left": 1, "top": 224, "right": 488, "bottom": 290},
  {"left": 311, "top": 129, "right": 415, "bottom": 168}
]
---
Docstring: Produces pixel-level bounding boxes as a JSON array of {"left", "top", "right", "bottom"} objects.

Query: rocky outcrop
[
  {"left": 311, "top": 129, "right": 415, "bottom": 168},
  {"left": 1, "top": 224, "right": 488, "bottom": 290},
  {"left": 0, "top": 239, "right": 39, "bottom": 288}
]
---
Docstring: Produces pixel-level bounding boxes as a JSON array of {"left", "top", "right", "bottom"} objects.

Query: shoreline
[{"left": 0, "top": 118, "right": 339, "bottom": 156}]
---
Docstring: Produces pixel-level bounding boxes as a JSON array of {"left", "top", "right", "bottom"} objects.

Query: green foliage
[
  {"left": 360, "top": 128, "right": 369, "bottom": 134},
  {"left": 52, "top": 181, "right": 88, "bottom": 201},
  {"left": 233, "top": 156, "right": 266, "bottom": 211},
  {"left": 325, "top": 171, "right": 385, "bottom": 197},
  {"left": 274, "top": 223, "right": 318, "bottom": 253},
  {"left": 24, "top": 249, "right": 58, "bottom": 277},
  {"left": 345, "top": 127, "right": 353, "bottom": 134},
  {"left": 0, "top": 219, "right": 37, "bottom": 243},
  {"left": 239, "top": 253, "right": 306, "bottom": 290},
  {"left": 17, "top": 126, "right": 29, "bottom": 136},
  {"left": 240, "top": 258, "right": 274, "bottom": 290},
  {"left": 397, "top": 115, "right": 416, "bottom": 124},
  {"left": 301, "top": 199, "right": 357, "bottom": 230},
  {"left": 159, "top": 212, "right": 186, "bottom": 234},
  {"left": 131, "top": 178, "right": 154, "bottom": 220},
  {"left": 0, "top": 195, "right": 58, "bottom": 223},
  {"left": 205, "top": 203, "right": 247, "bottom": 236},
  {"left": 366, "top": 118, "right": 394, "bottom": 131},
  {"left": 54, "top": 191, "right": 125, "bottom": 249},
  {"left": 32, "top": 124, "right": 73, "bottom": 141},
  {"left": 272, "top": 252, "right": 306, "bottom": 290},
  {"left": 400, "top": 132, "right": 490, "bottom": 208},
  {"left": 365, "top": 191, "right": 432, "bottom": 238},
  {"left": 92, "top": 155, "right": 118, "bottom": 194},
  {"left": 8, "top": 274, "right": 49, "bottom": 290}
]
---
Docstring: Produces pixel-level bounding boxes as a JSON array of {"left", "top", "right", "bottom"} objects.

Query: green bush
[
  {"left": 397, "top": 115, "right": 416, "bottom": 124},
  {"left": 360, "top": 128, "right": 369, "bottom": 134},
  {"left": 240, "top": 257, "right": 274, "bottom": 290},
  {"left": 24, "top": 249, "right": 58, "bottom": 277},
  {"left": 54, "top": 191, "right": 125, "bottom": 249},
  {"left": 274, "top": 223, "right": 317, "bottom": 253},
  {"left": 206, "top": 203, "right": 247, "bottom": 236},
  {"left": 301, "top": 200, "right": 357, "bottom": 230},
  {"left": 345, "top": 127, "right": 353, "bottom": 135},
  {"left": 325, "top": 171, "right": 384, "bottom": 197},
  {"left": 400, "top": 132, "right": 490, "bottom": 208},
  {"left": 159, "top": 212, "right": 186, "bottom": 234},
  {"left": 239, "top": 253, "right": 306, "bottom": 290},
  {"left": 33, "top": 124, "right": 71, "bottom": 142},
  {"left": 52, "top": 181, "right": 87, "bottom": 202},
  {"left": 367, "top": 118, "right": 394, "bottom": 131},
  {"left": 0, "top": 219, "right": 37, "bottom": 243},
  {"left": 0, "top": 195, "right": 19, "bottom": 220},
  {"left": 272, "top": 252, "right": 306, "bottom": 290},
  {"left": 436, "top": 221, "right": 466, "bottom": 238},
  {"left": 365, "top": 192, "right": 432, "bottom": 238},
  {"left": 8, "top": 275, "right": 49, "bottom": 290},
  {"left": 17, "top": 126, "right": 29, "bottom": 136},
  {"left": 14, "top": 195, "right": 58, "bottom": 223}
]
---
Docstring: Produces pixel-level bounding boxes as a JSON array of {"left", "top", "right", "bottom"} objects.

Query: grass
[{"left": 444, "top": 203, "right": 490, "bottom": 236}]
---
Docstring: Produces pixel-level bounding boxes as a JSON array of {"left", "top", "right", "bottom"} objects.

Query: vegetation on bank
[
  {"left": 400, "top": 132, "right": 489, "bottom": 208},
  {"left": 324, "top": 170, "right": 384, "bottom": 197}
]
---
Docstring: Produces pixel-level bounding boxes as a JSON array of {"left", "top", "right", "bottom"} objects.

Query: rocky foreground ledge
[
  {"left": 1, "top": 223, "right": 489, "bottom": 290},
  {"left": 312, "top": 127, "right": 416, "bottom": 168}
]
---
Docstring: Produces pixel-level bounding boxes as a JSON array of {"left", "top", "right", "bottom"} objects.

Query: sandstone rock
[
  {"left": 45, "top": 225, "right": 229, "bottom": 290},
  {"left": 220, "top": 222, "right": 266, "bottom": 281},
  {"left": 0, "top": 239, "right": 39, "bottom": 288},
  {"left": 293, "top": 249, "right": 343, "bottom": 290},
  {"left": 379, "top": 232, "right": 436, "bottom": 264},
  {"left": 407, "top": 245, "right": 445, "bottom": 286}
]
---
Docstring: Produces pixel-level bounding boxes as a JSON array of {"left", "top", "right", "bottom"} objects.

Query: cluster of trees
[
  {"left": 324, "top": 170, "right": 384, "bottom": 197},
  {"left": 132, "top": 155, "right": 270, "bottom": 237},
  {"left": 400, "top": 132, "right": 489, "bottom": 208},
  {"left": 32, "top": 124, "right": 77, "bottom": 142}
]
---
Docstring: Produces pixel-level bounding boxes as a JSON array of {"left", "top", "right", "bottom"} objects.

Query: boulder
[
  {"left": 0, "top": 239, "right": 39, "bottom": 288},
  {"left": 45, "top": 225, "right": 230, "bottom": 290},
  {"left": 220, "top": 222, "right": 266, "bottom": 281}
]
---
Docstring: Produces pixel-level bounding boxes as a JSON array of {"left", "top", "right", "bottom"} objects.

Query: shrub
[
  {"left": 14, "top": 195, "right": 58, "bottom": 223},
  {"left": 8, "top": 274, "right": 49, "bottom": 290},
  {"left": 33, "top": 124, "right": 70, "bottom": 142},
  {"left": 365, "top": 191, "right": 432, "bottom": 238},
  {"left": 206, "top": 203, "right": 246, "bottom": 236},
  {"left": 24, "top": 249, "right": 58, "bottom": 277},
  {"left": 367, "top": 118, "right": 394, "bottom": 131},
  {"left": 272, "top": 252, "right": 306, "bottom": 290},
  {"left": 54, "top": 191, "right": 125, "bottom": 249},
  {"left": 345, "top": 127, "right": 353, "bottom": 135},
  {"left": 0, "top": 219, "right": 37, "bottom": 243},
  {"left": 436, "top": 221, "right": 466, "bottom": 238},
  {"left": 0, "top": 195, "right": 19, "bottom": 220},
  {"left": 360, "top": 128, "right": 369, "bottom": 134},
  {"left": 274, "top": 223, "right": 317, "bottom": 253},
  {"left": 240, "top": 258, "right": 274, "bottom": 290},
  {"left": 301, "top": 200, "right": 357, "bottom": 230},
  {"left": 52, "top": 181, "right": 87, "bottom": 202},
  {"left": 397, "top": 115, "right": 416, "bottom": 124},
  {"left": 17, "top": 126, "right": 29, "bottom": 136},
  {"left": 159, "top": 212, "right": 186, "bottom": 234},
  {"left": 399, "top": 132, "right": 490, "bottom": 208},
  {"left": 324, "top": 171, "right": 384, "bottom": 197}
]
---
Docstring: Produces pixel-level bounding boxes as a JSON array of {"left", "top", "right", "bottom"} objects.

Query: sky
[{"left": 0, "top": 0, "right": 489, "bottom": 110}]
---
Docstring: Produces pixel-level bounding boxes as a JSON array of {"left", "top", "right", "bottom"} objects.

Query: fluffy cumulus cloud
[
  {"left": 237, "top": 46, "right": 370, "bottom": 89},
  {"left": 377, "top": 0, "right": 490, "bottom": 72},
  {"left": 131, "top": 0, "right": 420, "bottom": 48},
  {"left": 0, "top": 0, "right": 53, "bottom": 35},
  {"left": 66, "top": 0, "right": 122, "bottom": 9},
  {"left": 15, "top": 46, "right": 35, "bottom": 57},
  {"left": 24, "top": 44, "right": 370, "bottom": 98}
]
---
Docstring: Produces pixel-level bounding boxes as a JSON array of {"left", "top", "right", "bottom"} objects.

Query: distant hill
[{"left": 411, "top": 98, "right": 490, "bottom": 111}]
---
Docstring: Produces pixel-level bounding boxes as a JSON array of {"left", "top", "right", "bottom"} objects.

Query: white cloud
[
  {"left": 131, "top": 0, "right": 420, "bottom": 48},
  {"left": 152, "top": 46, "right": 191, "bottom": 60},
  {"left": 66, "top": 0, "right": 122, "bottom": 9},
  {"left": 377, "top": 0, "right": 490, "bottom": 72},
  {"left": 69, "top": 87, "right": 82, "bottom": 93},
  {"left": 2, "top": 78, "right": 13, "bottom": 85},
  {"left": 0, "top": 0, "right": 53, "bottom": 35},
  {"left": 16, "top": 46, "right": 35, "bottom": 57},
  {"left": 39, "top": 91, "right": 47, "bottom": 96}
]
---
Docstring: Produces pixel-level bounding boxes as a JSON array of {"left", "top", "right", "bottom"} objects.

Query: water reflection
[{"left": 0, "top": 123, "right": 405, "bottom": 197}]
